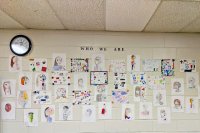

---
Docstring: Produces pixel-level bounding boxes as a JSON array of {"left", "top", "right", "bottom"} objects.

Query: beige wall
[{"left": 0, "top": 30, "right": 200, "bottom": 133}]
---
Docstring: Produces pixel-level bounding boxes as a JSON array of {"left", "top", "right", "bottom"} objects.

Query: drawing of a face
[
  {"left": 11, "top": 56, "right": 19, "bottom": 69},
  {"left": 95, "top": 56, "right": 101, "bottom": 65},
  {"left": 156, "top": 93, "right": 163, "bottom": 105},
  {"left": 135, "top": 86, "right": 140, "bottom": 97},
  {"left": 5, "top": 103, "right": 12, "bottom": 112},
  {"left": 28, "top": 112, "right": 34, "bottom": 123},
  {"left": 63, "top": 106, "right": 69, "bottom": 120},
  {"left": 3, "top": 81, "right": 11, "bottom": 95},
  {"left": 55, "top": 56, "right": 62, "bottom": 66},
  {"left": 21, "top": 76, "right": 29, "bottom": 86},
  {"left": 78, "top": 78, "right": 84, "bottom": 88},
  {"left": 160, "top": 109, "right": 166, "bottom": 121},
  {"left": 85, "top": 108, "right": 92, "bottom": 118},
  {"left": 174, "top": 99, "right": 181, "bottom": 109},
  {"left": 125, "top": 107, "right": 131, "bottom": 119},
  {"left": 142, "top": 104, "right": 149, "bottom": 116},
  {"left": 189, "top": 77, "right": 195, "bottom": 88},
  {"left": 173, "top": 81, "right": 181, "bottom": 92},
  {"left": 56, "top": 88, "right": 66, "bottom": 99},
  {"left": 44, "top": 107, "right": 54, "bottom": 123},
  {"left": 18, "top": 91, "right": 29, "bottom": 108}
]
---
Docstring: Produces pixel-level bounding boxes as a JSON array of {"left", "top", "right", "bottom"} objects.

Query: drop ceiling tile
[
  {"left": 106, "top": 0, "right": 161, "bottom": 31},
  {"left": 181, "top": 17, "right": 200, "bottom": 32},
  {"left": 0, "top": 0, "right": 64, "bottom": 29},
  {"left": 145, "top": 1, "right": 200, "bottom": 32},
  {"left": 48, "top": 0, "right": 105, "bottom": 30},
  {"left": 0, "top": 10, "right": 24, "bottom": 29}
]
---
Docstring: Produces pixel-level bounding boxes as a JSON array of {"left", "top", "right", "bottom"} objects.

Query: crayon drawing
[
  {"left": 157, "top": 107, "right": 171, "bottom": 124},
  {"left": 180, "top": 59, "right": 196, "bottom": 72},
  {"left": 17, "top": 90, "right": 31, "bottom": 108},
  {"left": 147, "top": 75, "right": 165, "bottom": 90},
  {"left": 185, "top": 97, "right": 198, "bottom": 113},
  {"left": 171, "top": 78, "right": 184, "bottom": 95},
  {"left": 90, "top": 71, "right": 108, "bottom": 85},
  {"left": 54, "top": 85, "right": 68, "bottom": 102},
  {"left": 1, "top": 101, "right": 16, "bottom": 120},
  {"left": 171, "top": 96, "right": 184, "bottom": 112},
  {"left": 127, "top": 54, "right": 140, "bottom": 72},
  {"left": 94, "top": 85, "right": 107, "bottom": 102},
  {"left": 52, "top": 53, "right": 66, "bottom": 71},
  {"left": 1, "top": 79, "right": 16, "bottom": 97},
  {"left": 35, "top": 73, "right": 48, "bottom": 91},
  {"left": 133, "top": 85, "right": 147, "bottom": 102},
  {"left": 29, "top": 58, "right": 47, "bottom": 72},
  {"left": 92, "top": 54, "right": 105, "bottom": 71},
  {"left": 114, "top": 73, "right": 126, "bottom": 90},
  {"left": 139, "top": 102, "right": 152, "bottom": 120},
  {"left": 59, "top": 103, "right": 73, "bottom": 121},
  {"left": 32, "top": 91, "right": 51, "bottom": 104},
  {"left": 161, "top": 59, "right": 175, "bottom": 76},
  {"left": 130, "top": 72, "right": 146, "bottom": 85},
  {"left": 186, "top": 72, "right": 199, "bottom": 89},
  {"left": 72, "top": 90, "right": 91, "bottom": 105},
  {"left": 121, "top": 104, "right": 135, "bottom": 120},
  {"left": 109, "top": 60, "right": 126, "bottom": 73},
  {"left": 51, "top": 71, "right": 71, "bottom": 85},
  {"left": 24, "top": 109, "right": 38, "bottom": 127},
  {"left": 70, "top": 58, "right": 89, "bottom": 72},
  {"left": 41, "top": 105, "right": 55, "bottom": 123},
  {"left": 19, "top": 72, "right": 32, "bottom": 90},
  {"left": 98, "top": 102, "right": 112, "bottom": 119},
  {"left": 9, "top": 55, "right": 22, "bottom": 72},
  {"left": 142, "top": 59, "right": 160, "bottom": 72},
  {"left": 153, "top": 90, "right": 167, "bottom": 106},
  {"left": 74, "top": 73, "right": 88, "bottom": 90},
  {"left": 112, "top": 90, "right": 129, "bottom": 104},
  {"left": 82, "top": 105, "right": 96, "bottom": 122}
]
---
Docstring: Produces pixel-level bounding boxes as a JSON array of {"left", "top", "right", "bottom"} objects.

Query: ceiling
[{"left": 0, "top": 0, "right": 200, "bottom": 33}]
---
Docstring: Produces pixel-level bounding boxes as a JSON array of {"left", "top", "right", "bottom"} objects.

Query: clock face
[{"left": 10, "top": 35, "right": 32, "bottom": 56}]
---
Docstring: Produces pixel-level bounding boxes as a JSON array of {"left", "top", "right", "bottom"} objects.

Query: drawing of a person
[
  {"left": 18, "top": 91, "right": 29, "bottom": 108},
  {"left": 135, "top": 86, "right": 140, "bottom": 98},
  {"left": 5, "top": 103, "right": 12, "bottom": 112},
  {"left": 85, "top": 108, "right": 92, "bottom": 118},
  {"left": 189, "top": 98, "right": 194, "bottom": 109},
  {"left": 156, "top": 93, "right": 163, "bottom": 105},
  {"left": 53, "top": 56, "right": 65, "bottom": 71},
  {"left": 28, "top": 112, "right": 34, "bottom": 123},
  {"left": 101, "top": 103, "right": 106, "bottom": 115},
  {"left": 131, "top": 55, "right": 135, "bottom": 70},
  {"left": 21, "top": 76, "right": 29, "bottom": 86},
  {"left": 63, "top": 106, "right": 70, "bottom": 120},
  {"left": 94, "top": 56, "right": 102, "bottom": 71},
  {"left": 3, "top": 81, "right": 11, "bottom": 95},
  {"left": 36, "top": 74, "right": 47, "bottom": 90},
  {"left": 173, "top": 81, "right": 181, "bottom": 92},
  {"left": 160, "top": 109, "right": 167, "bottom": 121},
  {"left": 141, "top": 104, "right": 149, "bottom": 116},
  {"left": 10, "top": 56, "right": 20, "bottom": 71},
  {"left": 56, "top": 87, "right": 66, "bottom": 99},
  {"left": 124, "top": 107, "right": 132, "bottom": 120},
  {"left": 174, "top": 99, "right": 182, "bottom": 110},
  {"left": 188, "top": 76, "right": 196, "bottom": 88},
  {"left": 44, "top": 107, "right": 54, "bottom": 123},
  {"left": 78, "top": 78, "right": 84, "bottom": 89}
]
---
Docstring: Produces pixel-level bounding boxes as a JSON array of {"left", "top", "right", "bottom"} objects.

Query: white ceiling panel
[
  {"left": 0, "top": 10, "right": 24, "bottom": 29},
  {"left": 48, "top": 0, "right": 105, "bottom": 30},
  {"left": 0, "top": 0, "right": 64, "bottom": 29},
  {"left": 145, "top": 1, "right": 200, "bottom": 32},
  {"left": 181, "top": 17, "right": 200, "bottom": 32},
  {"left": 106, "top": 0, "right": 161, "bottom": 31}
]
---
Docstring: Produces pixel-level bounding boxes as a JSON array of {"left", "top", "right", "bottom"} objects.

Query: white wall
[{"left": 1, "top": 30, "right": 200, "bottom": 133}]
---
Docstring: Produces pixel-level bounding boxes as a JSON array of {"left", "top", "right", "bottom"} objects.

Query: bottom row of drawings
[{"left": 1, "top": 101, "right": 182, "bottom": 126}]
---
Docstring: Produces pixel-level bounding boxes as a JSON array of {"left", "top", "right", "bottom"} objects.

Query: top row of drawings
[{"left": 9, "top": 53, "right": 196, "bottom": 76}]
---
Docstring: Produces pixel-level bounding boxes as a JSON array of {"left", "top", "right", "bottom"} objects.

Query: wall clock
[{"left": 10, "top": 35, "right": 32, "bottom": 56}]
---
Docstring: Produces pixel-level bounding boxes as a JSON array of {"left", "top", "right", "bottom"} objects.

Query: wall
[{"left": 1, "top": 30, "right": 200, "bottom": 133}]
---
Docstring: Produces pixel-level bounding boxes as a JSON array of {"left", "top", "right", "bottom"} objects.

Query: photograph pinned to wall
[
  {"left": 114, "top": 73, "right": 126, "bottom": 90},
  {"left": 1, "top": 79, "right": 16, "bottom": 97},
  {"left": 19, "top": 72, "right": 32, "bottom": 90},
  {"left": 74, "top": 73, "right": 88, "bottom": 90},
  {"left": 133, "top": 85, "right": 147, "bottom": 102},
  {"left": 70, "top": 58, "right": 89, "bottom": 72},
  {"left": 130, "top": 72, "right": 146, "bottom": 85},
  {"left": 180, "top": 59, "right": 196, "bottom": 72},
  {"left": 82, "top": 105, "right": 96, "bottom": 122},
  {"left": 92, "top": 54, "right": 105, "bottom": 71},
  {"left": 29, "top": 58, "right": 47, "bottom": 72},
  {"left": 41, "top": 105, "right": 55, "bottom": 124},
  {"left": 147, "top": 75, "right": 165, "bottom": 90},
  {"left": 32, "top": 91, "right": 51, "bottom": 104},
  {"left": 109, "top": 60, "right": 126, "bottom": 73},
  {"left": 157, "top": 107, "right": 171, "bottom": 124},
  {"left": 17, "top": 90, "right": 31, "bottom": 108},
  {"left": 94, "top": 85, "right": 107, "bottom": 102},
  {"left": 72, "top": 90, "right": 91, "bottom": 105},
  {"left": 139, "top": 102, "right": 152, "bottom": 120},
  {"left": 1, "top": 101, "right": 16, "bottom": 120},
  {"left": 112, "top": 90, "right": 129, "bottom": 104},
  {"left": 142, "top": 59, "right": 160, "bottom": 72},
  {"left": 59, "top": 103, "right": 73, "bottom": 121},
  {"left": 35, "top": 72, "right": 48, "bottom": 91},
  {"left": 171, "top": 96, "right": 184, "bottom": 112},
  {"left": 90, "top": 71, "right": 108, "bottom": 85},
  {"left": 127, "top": 54, "right": 140, "bottom": 72},
  {"left": 24, "top": 109, "right": 38, "bottom": 127},
  {"left": 9, "top": 55, "right": 22, "bottom": 72},
  {"left": 121, "top": 104, "right": 135, "bottom": 120},
  {"left": 185, "top": 97, "right": 199, "bottom": 113},
  {"left": 51, "top": 71, "right": 71, "bottom": 85},
  {"left": 98, "top": 102, "right": 112, "bottom": 119},
  {"left": 54, "top": 85, "right": 68, "bottom": 103},
  {"left": 161, "top": 59, "right": 175, "bottom": 76},
  {"left": 171, "top": 78, "right": 184, "bottom": 95},
  {"left": 186, "top": 72, "right": 199, "bottom": 89},
  {"left": 52, "top": 53, "right": 66, "bottom": 71},
  {"left": 153, "top": 90, "right": 167, "bottom": 106}
]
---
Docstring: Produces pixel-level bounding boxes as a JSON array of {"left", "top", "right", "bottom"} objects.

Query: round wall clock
[{"left": 10, "top": 35, "right": 32, "bottom": 56}]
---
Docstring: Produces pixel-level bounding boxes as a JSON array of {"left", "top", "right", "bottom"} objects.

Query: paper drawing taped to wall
[
  {"left": 121, "top": 104, "right": 135, "bottom": 120},
  {"left": 127, "top": 54, "right": 140, "bottom": 72},
  {"left": 171, "top": 96, "right": 184, "bottom": 112},
  {"left": 142, "top": 59, "right": 160, "bottom": 72},
  {"left": 90, "top": 71, "right": 108, "bottom": 85},
  {"left": 157, "top": 107, "right": 171, "bottom": 124},
  {"left": 147, "top": 75, "right": 165, "bottom": 90},
  {"left": 133, "top": 85, "right": 147, "bottom": 102},
  {"left": 29, "top": 58, "right": 47, "bottom": 72},
  {"left": 112, "top": 90, "right": 129, "bottom": 104},
  {"left": 185, "top": 97, "right": 198, "bottom": 113},
  {"left": 186, "top": 72, "right": 199, "bottom": 89},
  {"left": 109, "top": 60, "right": 126, "bottom": 73},
  {"left": 74, "top": 73, "right": 88, "bottom": 90},
  {"left": 92, "top": 54, "right": 105, "bottom": 71},
  {"left": 72, "top": 90, "right": 91, "bottom": 105},
  {"left": 19, "top": 72, "right": 32, "bottom": 90},
  {"left": 1, "top": 79, "right": 16, "bottom": 97},
  {"left": 32, "top": 91, "right": 51, "bottom": 104},
  {"left": 1, "top": 101, "right": 16, "bottom": 120},
  {"left": 180, "top": 59, "right": 196, "bottom": 72},
  {"left": 17, "top": 90, "right": 31, "bottom": 108},
  {"left": 41, "top": 105, "right": 55, "bottom": 123},
  {"left": 153, "top": 90, "right": 166, "bottom": 106},
  {"left": 114, "top": 73, "right": 126, "bottom": 90},
  {"left": 24, "top": 109, "right": 38, "bottom": 127},
  {"left": 94, "top": 85, "right": 107, "bottom": 102},
  {"left": 139, "top": 102, "right": 152, "bottom": 119},
  {"left": 9, "top": 55, "right": 22, "bottom": 72},
  {"left": 52, "top": 53, "right": 66, "bottom": 71},
  {"left": 54, "top": 85, "right": 68, "bottom": 102},
  {"left": 51, "top": 71, "right": 71, "bottom": 85},
  {"left": 130, "top": 72, "right": 146, "bottom": 85},
  {"left": 70, "top": 58, "right": 89, "bottom": 72},
  {"left": 161, "top": 59, "right": 175, "bottom": 76},
  {"left": 171, "top": 78, "right": 184, "bottom": 95},
  {"left": 35, "top": 72, "right": 48, "bottom": 91},
  {"left": 98, "top": 102, "right": 112, "bottom": 119},
  {"left": 59, "top": 103, "right": 73, "bottom": 121},
  {"left": 82, "top": 105, "right": 96, "bottom": 122}
]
